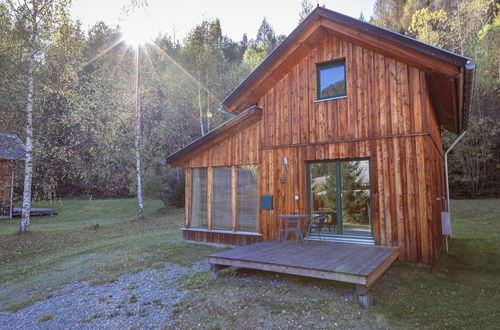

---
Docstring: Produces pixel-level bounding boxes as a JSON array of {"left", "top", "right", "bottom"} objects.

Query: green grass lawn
[
  {"left": 0, "top": 198, "right": 498, "bottom": 328},
  {"left": 172, "top": 199, "right": 500, "bottom": 329},
  {"left": 369, "top": 199, "right": 500, "bottom": 328},
  {"left": 0, "top": 199, "right": 220, "bottom": 311},
  {"left": 0, "top": 199, "right": 160, "bottom": 235}
]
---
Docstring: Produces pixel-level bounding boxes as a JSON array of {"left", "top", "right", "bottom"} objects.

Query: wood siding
[
  {"left": 258, "top": 136, "right": 444, "bottom": 263},
  {"left": 179, "top": 34, "right": 446, "bottom": 263},
  {"left": 180, "top": 122, "right": 260, "bottom": 168},
  {"left": 183, "top": 229, "right": 262, "bottom": 246},
  {"left": 259, "top": 36, "right": 442, "bottom": 147},
  {"left": 0, "top": 160, "right": 14, "bottom": 218}
]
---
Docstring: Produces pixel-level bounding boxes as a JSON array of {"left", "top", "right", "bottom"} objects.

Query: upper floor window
[{"left": 316, "top": 59, "right": 346, "bottom": 100}]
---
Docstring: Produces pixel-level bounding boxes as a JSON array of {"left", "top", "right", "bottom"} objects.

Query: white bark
[
  {"left": 134, "top": 47, "right": 145, "bottom": 219},
  {"left": 20, "top": 43, "right": 35, "bottom": 233},
  {"left": 198, "top": 82, "right": 204, "bottom": 135},
  {"left": 206, "top": 89, "right": 210, "bottom": 131}
]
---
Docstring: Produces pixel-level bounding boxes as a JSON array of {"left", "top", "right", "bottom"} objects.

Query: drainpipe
[
  {"left": 442, "top": 61, "right": 474, "bottom": 252},
  {"left": 443, "top": 130, "right": 467, "bottom": 253},
  {"left": 445, "top": 130, "right": 467, "bottom": 213}
]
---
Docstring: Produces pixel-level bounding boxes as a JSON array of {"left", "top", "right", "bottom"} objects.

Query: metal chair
[
  {"left": 280, "top": 217, "right": 304, "bottom": 242},
  {"left": 316, "top": 210, "right": 337, "bottom": 233},
  {"left": 306, "top": 214, "right": 328, "bottom": 241}
]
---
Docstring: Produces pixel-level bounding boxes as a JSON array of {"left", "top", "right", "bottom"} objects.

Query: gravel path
[{"left": 0, "top": 262, "right": 207, "bottom": 329}]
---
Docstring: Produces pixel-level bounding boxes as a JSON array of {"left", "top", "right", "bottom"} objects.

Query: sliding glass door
[{"left": 308, "top": 159, "right": 373, "bottom": 239}]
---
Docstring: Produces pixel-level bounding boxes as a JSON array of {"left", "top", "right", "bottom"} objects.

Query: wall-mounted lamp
[{"left": 283, "top": 155, "right": 289, "bottom": 171}]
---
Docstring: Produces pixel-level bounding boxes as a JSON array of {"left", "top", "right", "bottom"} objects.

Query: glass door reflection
[{"left": 308, "top": 159, "right": 372, "bottom": 239}]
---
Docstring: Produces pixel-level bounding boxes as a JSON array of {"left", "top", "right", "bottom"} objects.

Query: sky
[{"left": 71, "top": 0, "right": 376, "bottom": 43}]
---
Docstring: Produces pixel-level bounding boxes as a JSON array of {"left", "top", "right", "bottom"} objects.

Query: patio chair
[
  {"left": 305, "top": 214, "right": 328, "bottom": 241},
  {"left": 280, "top": 217, "right": 304, "bottom": 242},
  {"left": 325, "top": 212, "right": 337, "bottom": 233}
]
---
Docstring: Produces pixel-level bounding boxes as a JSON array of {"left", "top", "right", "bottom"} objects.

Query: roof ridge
[
  {"left": 222, "top": 6, "right": 471, "bottom": 112},
  {"left": 316, "top": 7, "right": 470, "bottom": 63}
]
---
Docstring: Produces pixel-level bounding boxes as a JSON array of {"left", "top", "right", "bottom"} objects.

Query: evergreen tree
[
  {"left": 299, "top": 0, "right": 315, "bottom": 23},
  {"left": 256, "top": 18, "right": 278, "bottom": 53}
]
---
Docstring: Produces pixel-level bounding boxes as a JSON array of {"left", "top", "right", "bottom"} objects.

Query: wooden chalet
[
  {"left": 0, "top": 134, "right": 26, "bottom": 219},
  {"left": 165, "top": 6, "right": 474, "bottom": 271}
]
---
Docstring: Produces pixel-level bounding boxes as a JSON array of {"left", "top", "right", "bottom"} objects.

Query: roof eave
[
  {"left": 316, "top": 8, "right": 470, "bottom": 67},
  {"left": 221, "top": 10, "right": 322, "bottom": 110},
  {"left": 165, "top": 105, "right": 263, "bottom": 166},
  {"left": 0, "top": 156, "right": 25, "bottom": 161},
  {"left": 460, "top": 63, "right": 475, "bottom": 133}
]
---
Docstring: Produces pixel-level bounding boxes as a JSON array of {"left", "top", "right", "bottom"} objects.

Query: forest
[{"left": 0, "top": 0, "right": 498, "bottom": 210}]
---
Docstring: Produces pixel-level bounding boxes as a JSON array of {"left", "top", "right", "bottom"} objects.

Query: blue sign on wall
[{"left": 261, "top": 195, "right": 273, "bottom": 210}]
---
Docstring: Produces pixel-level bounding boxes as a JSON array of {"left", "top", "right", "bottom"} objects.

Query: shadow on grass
[
  {"left": 368, "top": 199, "right": 500, "bottom": 329},
  {"left": 0, "top": 201, "right": 221, "bottom": 311},
  {"left": 173, "top": 199, "right": 500, "bottom": 329}
]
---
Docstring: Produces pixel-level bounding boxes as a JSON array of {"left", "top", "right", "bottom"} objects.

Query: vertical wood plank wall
[
  {"left": 181, "top": 122, "right": 260, "bottom": 167},
  {"left": 0, "top": 160, "right": 14, "bottom": 218},
  {"left": 178, "top": 35, "right": 447, "bottom": 263},
  {"left": 257, "top": 137, "right": 444, "bottom": 263}
]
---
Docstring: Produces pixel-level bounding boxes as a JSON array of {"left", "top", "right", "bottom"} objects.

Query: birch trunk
[
  {"left": 198, "top": 82, "right": 204, "bottom": 135},
  {"left": 134, "top": 47, "right": 144, "bottom": 219},
  {"left": 20, "top": 44, "right": 36, "bottom": 233},
  {"left": 206, "top": 89, "right": 210, "bottom": 131}
]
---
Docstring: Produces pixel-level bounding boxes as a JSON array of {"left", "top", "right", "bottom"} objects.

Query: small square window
[{"left": 316, "top": 59, "right": 346, "bottom": 100}]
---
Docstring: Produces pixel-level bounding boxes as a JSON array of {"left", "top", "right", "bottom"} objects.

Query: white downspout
[
  {"left": 444, "top": 130, "right": 468, "bottom": 213},
  {"left": 443, "top": 130, "right": 467, "bottom": 253}
]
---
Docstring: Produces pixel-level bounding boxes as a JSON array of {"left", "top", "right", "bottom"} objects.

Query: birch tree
[
  {"left": 121, "top": 0, "right": 148, "bottom": 219},
  {"left": 5, "top": 0, "right": 70, "bottom": 233},
  {"left": 134, "top": 47, "right": 145, "bottom": 219}
]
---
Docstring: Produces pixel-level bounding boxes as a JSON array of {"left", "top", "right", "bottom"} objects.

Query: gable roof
[
  {"left": 222, "top": 6, "right": 474, "bottom": 134},
  {"left": 165, "top": 106, "right": 263, "bottom": 166},
  {"left": 0, "top": 133, "right": 26, "bottom": 160},
  {"left": 165, "top": 7, "right": 475, "bottom": 166}
]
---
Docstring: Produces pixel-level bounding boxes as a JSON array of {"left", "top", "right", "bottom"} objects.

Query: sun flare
[{"left": 120, "top": 10, "right": 157, "bottom": 46}]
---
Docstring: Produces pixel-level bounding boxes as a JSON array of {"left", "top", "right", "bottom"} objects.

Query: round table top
[{"left": 275, "top": 214, "right": 311, "bottom": 219}]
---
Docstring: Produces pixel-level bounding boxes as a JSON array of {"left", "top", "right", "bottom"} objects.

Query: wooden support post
[
  {"left": 184, "top": 168, "right": 191, "bottom": 228},
  {"left": 231, "top": 166, "right": 237, "bottom": 231},
  {"left": 356, "top": 284, "right": 370, "bottom": 308},
  {"left": 207, "top": 167, "right": 213, "bottom": 230},
  {"left": 210, "top": 263, "right": 229, "bottom": 279}
]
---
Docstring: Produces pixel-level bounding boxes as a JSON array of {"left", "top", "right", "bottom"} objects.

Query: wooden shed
[
  {"left": 0, "top": 133, "right": 26, "bottom": 219},
  {"left": 165, "top": 7, "right": 474, "bottom": 264}
]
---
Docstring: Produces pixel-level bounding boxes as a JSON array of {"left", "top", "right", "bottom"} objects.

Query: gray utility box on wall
[{"left": 261, "top": 195, "right": 273, "bottom": 210}]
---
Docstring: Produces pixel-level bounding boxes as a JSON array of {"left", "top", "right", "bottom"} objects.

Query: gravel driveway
[{"left": 0, "top": 262, "right": 207, "bottom": 329}]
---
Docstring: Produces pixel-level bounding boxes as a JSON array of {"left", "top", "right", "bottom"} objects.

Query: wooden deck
[{"left": 209, "top": 240, "right": 399, "bottom": 299}]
